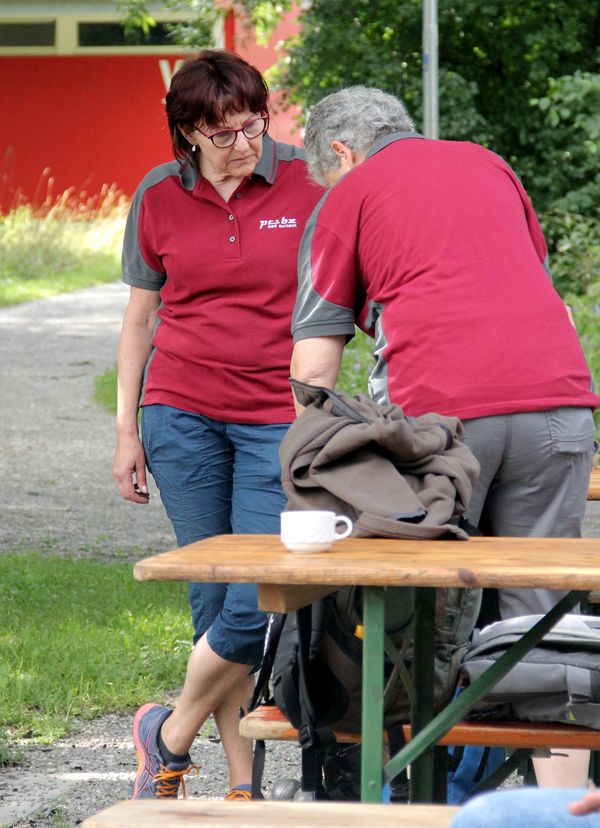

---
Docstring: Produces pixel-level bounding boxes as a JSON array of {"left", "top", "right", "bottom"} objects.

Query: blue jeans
[
  {"left": 141, "top": 404, "right": 290, "bottom": 666},
  {"left": 451, "top": 787, "right": 600, "bottom": 828}
]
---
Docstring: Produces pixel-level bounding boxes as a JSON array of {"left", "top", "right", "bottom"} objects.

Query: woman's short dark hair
[{"left": 166, "top": 49, "right": 269, "bottom": 165}]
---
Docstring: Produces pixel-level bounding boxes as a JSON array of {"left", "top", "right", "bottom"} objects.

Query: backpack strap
[
  {"left": 251, "top": 739, "right": 267, "bottom": 800},
  {"left": 248, "top": 612, "right": 286, "bottom": 712},
  {"left": 296, "top": 604, "right": 336, "bottom": 796},
  {"left": 384, "top": 632, "right": 414, "bottom": 705},
  {"left": 387, "top": 721, "right": 409, "bottom": 802},
  {"left": 247, "top": 613, "right": 286, "bottom": 800}
]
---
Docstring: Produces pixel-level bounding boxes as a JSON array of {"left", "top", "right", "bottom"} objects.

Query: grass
[
  {"left": 0, "top": 552, "right": 191, "bottom": 746},
  {"left": 94, "top": 365, "right": 119, "bottom": 414},
  {"left": 0, "top": 184, "right": 127, "bottom": 307}
]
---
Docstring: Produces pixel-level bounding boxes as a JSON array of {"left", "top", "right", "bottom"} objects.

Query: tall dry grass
[{"left": 0, "top": 174, "right": 129, "bottom": 306}]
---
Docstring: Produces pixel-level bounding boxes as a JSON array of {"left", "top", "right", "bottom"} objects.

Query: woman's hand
[
  {"left": 113, "top": 430, "right": 150, "bottom": 504},
  {"left": 113, "top": 287, "right": 160, "bottom": 504}
]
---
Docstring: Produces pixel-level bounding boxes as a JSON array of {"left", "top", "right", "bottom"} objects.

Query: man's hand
[
  {"left": 568, "top": 788, "right": 600, "bottom": 816},
  {"left": 112, "top": 432, "right": 150, "bottom": 504}
]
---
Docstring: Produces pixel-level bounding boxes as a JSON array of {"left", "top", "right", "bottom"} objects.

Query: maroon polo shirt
[
  {"left": 123, "top": 136, "right": 323, "bottom": 423},
  {"left": 293, "top": 134, "right": 600, "bottom": 419}
]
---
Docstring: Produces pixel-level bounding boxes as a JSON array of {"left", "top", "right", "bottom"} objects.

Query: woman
[{"left": 112, "top": 50, "right": 323, "bottom": 801}]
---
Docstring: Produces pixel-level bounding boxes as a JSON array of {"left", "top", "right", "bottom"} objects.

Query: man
[
  {"left": 290, "top": 85, "right": 599, "bottom": 788},
  {"left": 450, "top": 785, "right": 600, "bottom": 827}
]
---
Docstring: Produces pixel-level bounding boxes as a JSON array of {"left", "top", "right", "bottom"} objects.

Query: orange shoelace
[
  {"left": 224, "top": 787, "right": 252, "bottom": 801},
  {"left": 153, "top": 761, "right": 200, "bottom": 799}
]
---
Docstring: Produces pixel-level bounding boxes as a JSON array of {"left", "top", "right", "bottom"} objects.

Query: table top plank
[
  {"left": 134, "top": 534, "right": 600, "bottom": 591},
  {"left": 82, "top": 799, "right": 459, "bottom": 827}
]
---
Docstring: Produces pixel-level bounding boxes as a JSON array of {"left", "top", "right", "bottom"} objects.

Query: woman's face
[{"left": 191, "top": 110, "right": 265, "bottom": 181}]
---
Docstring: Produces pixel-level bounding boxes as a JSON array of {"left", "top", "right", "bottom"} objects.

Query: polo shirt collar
[
  {"left": 366, "top": 131, "right": 424, "bottom": 160},
  {"left": 252, "top": 134, "right": 277, "bottom": 184},
  {"left": 178, "top": 133, "right": 278, "bottom": 191}
]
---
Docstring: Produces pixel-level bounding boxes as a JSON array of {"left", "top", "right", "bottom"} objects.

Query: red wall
[
  {"left": 0, "top": 55, "right": 183, "bottom": 210},
  {"left": 0, "top": 10, "right": 302, "bottom": 211}
]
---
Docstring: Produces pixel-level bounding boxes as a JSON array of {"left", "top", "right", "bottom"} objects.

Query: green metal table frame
[{"left": 359, "top": 586, "right": 586, "bottom": 803}]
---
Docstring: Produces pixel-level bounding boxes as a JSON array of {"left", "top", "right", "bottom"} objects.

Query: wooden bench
[
  {"left": 240, "top": 704, "right": 600, "bottom": 752},
  {"left": 588, "top": 466, "right": 600, "bottom": 501},
  {"left": 82, "top": 799, "right": 459, "bottom": 827}
]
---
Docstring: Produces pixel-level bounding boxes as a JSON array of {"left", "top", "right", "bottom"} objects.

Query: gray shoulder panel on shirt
[
  {"left": 121, "top": 161, "right": 183, "bottom": 290},
  {"left": 254, "top": 135, "right": 307, "bottom": 184},
  {"left": 275, "top": 142, "right": 307, "bottom": 162},
  {"left": 292, "top": 190, "right": 356, "bottom": 342}
]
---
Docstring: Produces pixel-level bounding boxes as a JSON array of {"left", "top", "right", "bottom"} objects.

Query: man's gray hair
[{"left": 304, "top": 86, "right": 415, "bottom": 186}]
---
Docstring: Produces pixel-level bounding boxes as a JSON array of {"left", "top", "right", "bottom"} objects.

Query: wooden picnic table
[{"left": 134, "top": 533, "right": 600, "bottom": 803}]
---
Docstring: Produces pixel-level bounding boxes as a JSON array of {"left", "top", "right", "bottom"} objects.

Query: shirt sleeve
[
  {"left": 121, "top": 183, "right": 166, "bottom": 291},
  {"left": 291, "top": 197, "right": 358, "bottom": 342}
]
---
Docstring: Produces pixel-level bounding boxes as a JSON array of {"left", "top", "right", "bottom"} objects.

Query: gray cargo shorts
[{"left": 462, "top": 406, "right": 596, "bottom": 619}]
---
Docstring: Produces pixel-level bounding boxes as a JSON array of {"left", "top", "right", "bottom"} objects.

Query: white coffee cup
[{"left": 280, "top": 510, "right": 353, "bottom": 554}]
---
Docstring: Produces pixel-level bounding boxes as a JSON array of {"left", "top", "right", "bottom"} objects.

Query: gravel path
[
  {"left": 0, "top": 284, "right": 301, "bottom": 826},
  {"left": 0, "top": 282, "right": 598, "bottom": 826}
]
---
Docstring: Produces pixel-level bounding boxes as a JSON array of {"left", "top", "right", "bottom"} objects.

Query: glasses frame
[{"left": 195, "top": 114, "right": 270, "bottom": 149}]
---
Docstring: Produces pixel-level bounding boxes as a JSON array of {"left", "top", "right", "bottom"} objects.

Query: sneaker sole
[{"left": 132, "top": 702, "right": 162, "bottom": 799}]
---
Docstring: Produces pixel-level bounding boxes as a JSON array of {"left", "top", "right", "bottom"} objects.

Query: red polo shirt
[
  {"left": 293, "top": 134, "right": 600, "bottom": 419},
  {"left": 123, "top": 137, "right": 323, "bottom": 423}
]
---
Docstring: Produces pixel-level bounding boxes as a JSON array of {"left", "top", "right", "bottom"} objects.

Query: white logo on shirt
[{"left": 258, "top": 216, "right": 298, "bottom": 230}]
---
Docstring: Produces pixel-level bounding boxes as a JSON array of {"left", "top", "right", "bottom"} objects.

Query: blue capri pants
[{"left": 141, "top": 404, "right": 289, "bottom": 667}]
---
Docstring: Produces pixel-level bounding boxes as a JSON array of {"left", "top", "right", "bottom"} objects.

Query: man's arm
[{"left": 290, "top": 336, "right": 346, "bottom": 415}]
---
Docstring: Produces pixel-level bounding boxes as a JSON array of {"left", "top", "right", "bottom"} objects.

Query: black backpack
[{"left": 247, "top": 580, "right": 481, "bottom": 800}]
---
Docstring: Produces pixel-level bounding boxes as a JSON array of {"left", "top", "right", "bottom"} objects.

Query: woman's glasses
[{"left": 195, "top": 115, "right": 269, "bottom": 149}]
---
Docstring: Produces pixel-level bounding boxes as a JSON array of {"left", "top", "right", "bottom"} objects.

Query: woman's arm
[{"left": 112, "top": 287, "right": 160, "bottom": 503}]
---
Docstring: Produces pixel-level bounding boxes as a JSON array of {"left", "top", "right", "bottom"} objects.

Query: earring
[{"left": 192, "top": 144, "right": 197, "bottom": 153}]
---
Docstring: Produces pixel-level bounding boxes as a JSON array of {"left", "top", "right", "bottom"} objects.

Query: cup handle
[{"left": 334, "top": 515, "right": 353, "bottom": 540}]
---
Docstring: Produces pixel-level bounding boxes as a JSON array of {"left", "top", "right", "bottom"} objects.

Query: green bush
[
  {"left": 567, "top": 283, "right": 600, "bottom": 433},
  {"left": 540, "top": 209, "right": 600, "bottom": 297}
]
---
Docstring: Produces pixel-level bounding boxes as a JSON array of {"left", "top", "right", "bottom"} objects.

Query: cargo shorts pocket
[{"left": 544, "top": 407, "right": 596, "bottom": 457}]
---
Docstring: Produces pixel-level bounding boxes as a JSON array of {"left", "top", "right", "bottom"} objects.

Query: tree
[
  {"left": 117, "top": 1, "right": 600, "bottom": 284},
  {"left": 116, "top": 0, "right": 219, "bottom": 48},
  {"left": 271, "top": 1, "right": 600, "bottom": 210}
]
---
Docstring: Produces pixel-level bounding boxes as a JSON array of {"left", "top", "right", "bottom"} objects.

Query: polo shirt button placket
[{"left": 226, "top": 209, "right": 239, "bottom": 256}]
